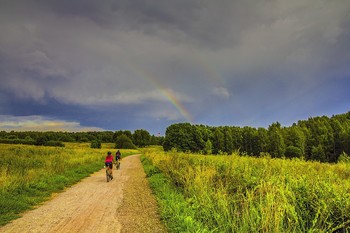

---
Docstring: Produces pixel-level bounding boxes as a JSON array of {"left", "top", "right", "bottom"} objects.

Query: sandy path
[{"left": 0, "top": 154, "right": 166, "bottom": 233}]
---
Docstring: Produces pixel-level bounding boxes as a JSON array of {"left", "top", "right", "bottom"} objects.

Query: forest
[
  {"left": 1, "top": 111, "right": 350, "bottom": 163},
  {"left": 163, "top": 111, "right": 350, "bottom": 163},
  {"left": 0, "top": 129, "right": 163, "bottom": 148}
]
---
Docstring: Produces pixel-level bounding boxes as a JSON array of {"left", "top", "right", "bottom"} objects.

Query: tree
[
  {"left": 311, "top": 144, "right": 326, "bottom": 162},
  {"left": 163, "top": 123, "right": 204, "bottom": 153},
  {"left": 211, "top": 128, "right": 225, "bottom": 154},
  {"left": 99, "top": 131, "right": 114, "bottom": 143},
  {"left": 58, "top": 134, "right": 75, "bottom": 142},
  {"left": 330, "top": 118, "right": 345, "bottom": 162},
  {"left": 133, "top": 129, "right": 151, "bottom": 147},
  {"left": 115, "top": 134, "right": 136, "bottom": 149},
  {"left": 149, "top": 135, "right": 164, "bottom": 145},
  {"left": 223, "top": 127, "right": 234, "bottom": 154},
  {"left": 197, "top": 125, "right": 213, "bottom": 142},
  {"left": 35, "top": 135, "right": 48, "bottom": 146},
  {"left": 285, "top": 146, "right": 302, "bottom": 158},
  {"left": 267, "top": 122, "right": 285, "bottom": 157},
  {"left": 242, "top": 126, "right": 256, "bottom": 155},
  {"left": 284, "top": 126, "right": 306, "bottom": 158},
  {"left": 204, "top": 139, "right": 213, "bottom": 155},
  {"left": 231, "top": 126, "right": 243, "bottom": 151},
  {"left": 113, "top": 130, "right": 133, "bottom": 142},
  {"left": 256, "top": 127, "right": 268, "bottom": 154},
  {"left": 305, "top": 117, "right": 334, "bottom": 162}
]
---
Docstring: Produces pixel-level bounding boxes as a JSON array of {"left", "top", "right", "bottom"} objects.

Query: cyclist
[
  {"left": 115, "top": 150, "right": 122, "bottom": 170},
  {"left": 105, "top": 151, "right": 114, "bottom": 179},
  {"left": 115, "top": 150, "right": 122, "bottom": 161}
]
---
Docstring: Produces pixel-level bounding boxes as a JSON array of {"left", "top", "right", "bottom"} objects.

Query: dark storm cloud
[{"left": 0, "top": 0, "right": 350, "bottom": 131}]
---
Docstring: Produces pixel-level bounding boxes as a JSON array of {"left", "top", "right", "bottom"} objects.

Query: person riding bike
[
  {"left": 114, "top": 150, "right": 122, "bottom": 170},
  {"left": 115, "top": 150, "right": 122, "bottom": 161},
  {"left": 105, "top": 151, "right": 114, "bottom": 179}
]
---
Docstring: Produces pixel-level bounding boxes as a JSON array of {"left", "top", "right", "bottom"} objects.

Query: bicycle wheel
[{"left": 106, "top": 170, "right": 110, "bottom": 182}]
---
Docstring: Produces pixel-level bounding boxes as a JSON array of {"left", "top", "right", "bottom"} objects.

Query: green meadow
[
  {"left": 0, "top": 143, "right": 138, "bottom": 226},
  {"left": 2, "top": 142, "right": 350, "bottom": 232},
  {"left": 142, "top": 147, "right": 350, "bottom": 233}
]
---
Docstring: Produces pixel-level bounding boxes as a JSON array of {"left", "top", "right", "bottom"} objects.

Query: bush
[
  {"left": 44, "top": 141, "right": 65, "bottom": 147},
  {"left": 338, "top": 151, "right": 350, "bottom": 163},
  {"left": 35, "top": 136, "right": 48, "bottom": 146},
  {"left": 115, "top": 134, "right": 137, "bottom": 149},
  {"left": 90, "top": 140, "right": 101, "bottom": 149},
  {"left": 79, "top": 137, "right": 89, "bottom": 143},
  {"left": 24, "top": 136, "right": 33, "bottom": 141}
]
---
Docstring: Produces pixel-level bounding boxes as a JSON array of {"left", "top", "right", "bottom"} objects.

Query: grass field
[
  {"left": 142, "top": 147, "right": 350, "bottom": 233},
  {"left": 0, "top": 143, "right": 138, "bottom": 226}
]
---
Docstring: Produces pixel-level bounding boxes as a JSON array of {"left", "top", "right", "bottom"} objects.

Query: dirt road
[{"left": 0, "top": 154, "right": 166, "bottom": 233}]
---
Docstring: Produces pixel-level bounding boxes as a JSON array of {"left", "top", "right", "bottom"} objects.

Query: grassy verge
[
  {"left": 141, "top": 154, "right": 213, "bottom": 233},
  {"left": 142, "top": 147, "right": 350, "bottom": 233},
  {"left": 0, "top": 143, "right": 139, "bottom": 226}
]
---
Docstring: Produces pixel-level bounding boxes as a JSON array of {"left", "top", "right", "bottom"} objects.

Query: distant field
[
  {"left": 0, "top": 143, "right": 138, "bottom": 226},
  {"left": 143, "top": 147, "right": 350, "bottom": 232}
]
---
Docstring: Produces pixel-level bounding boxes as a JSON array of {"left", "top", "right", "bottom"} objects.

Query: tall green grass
[
  {"left": 0, "top": 143, "right": 138, "bottom": 226},
  {"left": 143, "top": 147, "right": 350, "bottom": 232},
  {"left": 142, "top": 155, "right": 213, "bottom": 232}
]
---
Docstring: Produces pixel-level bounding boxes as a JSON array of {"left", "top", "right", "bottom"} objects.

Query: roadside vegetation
[
  {"left": 142, "top": 146, "right": 350, "bottom": 232},
  {"left": 0, "top": 143, "right": 138, "bottom": 226}
]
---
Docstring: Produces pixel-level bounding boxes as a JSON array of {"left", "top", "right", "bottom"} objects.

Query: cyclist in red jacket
[{"left": 105, "top": 151, "right": 114, "bottom": 178}]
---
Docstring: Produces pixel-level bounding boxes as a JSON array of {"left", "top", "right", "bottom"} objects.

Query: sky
[{"left": 0, "top": 0, "right": 350, "bottom": 135}]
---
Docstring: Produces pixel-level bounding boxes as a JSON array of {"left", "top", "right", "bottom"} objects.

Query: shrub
[
  {"left": 204, "top": 139, "right": 213, "bottom": 155},
  {"left": 44, "top": 141, "right": 65, "bottom": 147},
  {"left": 35, "top": 136, "right": 48, "bottom": 146},
  {"left": 79, "top": 137, "right": 89, "bottom": 143},
  {"left": 115, "top": 134, "right": 137, "bottom": 149},
  {"left": 24, "top": 136, "right": 33, "bottom": 141},
  {"left": 90, "top": 140, "right": 101, "bottom": 149},
  {"left": 338, "top": 151, "right": 350, "bottom": 163}
]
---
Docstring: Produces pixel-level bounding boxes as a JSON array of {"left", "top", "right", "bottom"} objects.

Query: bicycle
[
  {"left": 105, "top": 164, "right": 113, "bottom": 182},
  {"left": 115, "top": 159, "right": 121, "bottom": 170}
]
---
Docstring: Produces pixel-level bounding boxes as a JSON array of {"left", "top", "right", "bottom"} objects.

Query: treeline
[
  {"left": 0, "top": 129, "right": 163, "bottom": 148},
  {"left": 163, "top": 111, "right": 350, "bottom": 163}
]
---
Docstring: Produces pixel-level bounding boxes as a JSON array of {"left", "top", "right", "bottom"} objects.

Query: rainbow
[
  {"left": 122, "top": 62, "right": 193, "bottom": 122},
  {"left": 143, "top": 74, "right": 193, "bottom": 123},
  {"left": 116, "top": 49, "right": 228, "bottom": 123},
  {"left": 158, "top": 87, "right": 192, "bottom": 122}
]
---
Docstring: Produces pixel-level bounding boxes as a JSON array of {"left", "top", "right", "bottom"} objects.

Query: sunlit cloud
[{"left": 0, "top": 115, "right": 104, "bottom": 132}]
